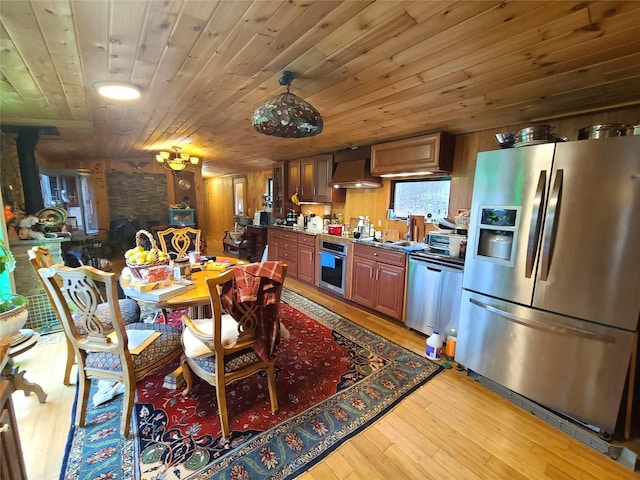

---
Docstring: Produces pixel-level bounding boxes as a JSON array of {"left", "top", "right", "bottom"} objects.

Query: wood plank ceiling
[{"left": 1, "top": 0, "right": 639, "bottom": 177}]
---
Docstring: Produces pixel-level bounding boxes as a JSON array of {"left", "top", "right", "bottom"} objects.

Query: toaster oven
[{"left": 426, "top": 232, "right": 467, "bottom": 256}]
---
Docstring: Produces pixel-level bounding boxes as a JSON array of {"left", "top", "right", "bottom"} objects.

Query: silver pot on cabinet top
[
  {"left": 516, "top": 125, "right": 554, "bottom": 144},
  {"left": 495, "top": 132, "right": 516, "bottom": 148},
  {"left": 577, "top": 124, "right": 632, "bottom": 140}
]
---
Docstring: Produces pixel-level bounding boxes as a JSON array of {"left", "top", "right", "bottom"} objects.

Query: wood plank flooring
[{"left": 10, "top": 276, "right": 640, "bottom": 480}]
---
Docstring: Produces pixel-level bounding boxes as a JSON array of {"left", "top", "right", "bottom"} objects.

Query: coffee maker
[{"left": 285, "top": 206, "right": 297, "bottom": 226}]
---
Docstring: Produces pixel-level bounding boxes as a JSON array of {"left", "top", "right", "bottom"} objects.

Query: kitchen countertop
[
  {"left": 268, "top": 225, "right": 466, "bottom": 267},
  {"left": 269, "top": 224, "right": 320, "bottom": 234},
  {"left": 353, "top": 238, "right": 465, "bottom": 266}
]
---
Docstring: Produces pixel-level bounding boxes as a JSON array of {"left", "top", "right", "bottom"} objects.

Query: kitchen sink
[{"left": 355, "top": 238, "right": 427, "bottom": 252}]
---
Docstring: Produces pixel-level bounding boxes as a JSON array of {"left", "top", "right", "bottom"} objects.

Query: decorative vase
[{"left": 0, "top": 294, "right": 29, "bottom": 340}]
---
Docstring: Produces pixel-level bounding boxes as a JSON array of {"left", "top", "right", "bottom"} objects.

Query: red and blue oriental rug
[{"left": 60, "top": 289, "right": 442, "bottom": 479}]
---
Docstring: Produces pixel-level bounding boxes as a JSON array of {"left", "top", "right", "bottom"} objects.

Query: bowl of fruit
[{"left": 124, "top": 230, "right": 170, "bottom": 279}]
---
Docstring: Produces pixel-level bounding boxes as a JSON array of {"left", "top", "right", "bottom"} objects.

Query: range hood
[{"left": 330, "top": 159, "right": 382, "bottom": 189}]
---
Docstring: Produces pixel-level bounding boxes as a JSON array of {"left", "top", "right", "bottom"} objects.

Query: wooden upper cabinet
[
  {"left": 300, "top": 158, "right": 314, "bottom": 201},
  {"left": 313, "top": 154, "right": 335, "bottom": 203},
  {"left": 272, "top": 162, "right": 286, "bottom": 218},
  {"left": 286, "top": 154, "right": 345, "bottom": 204},
  {"left": 287, "top": 161, "right": 301, "bottom": 199},
  {"left": 370, "top": 132, "right": 455, "bottom": 176}
]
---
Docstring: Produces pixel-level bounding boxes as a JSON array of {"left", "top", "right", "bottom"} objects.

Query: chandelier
[
  {"left": 252, "top": 70, "right": 323, "bottom": 138},
  {"left": 155, "top": 146, "right": 199, "bottom": 173}
]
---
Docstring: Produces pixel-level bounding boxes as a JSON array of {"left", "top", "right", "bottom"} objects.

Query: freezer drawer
[{"left": 456, "top": 289, "right": 634, "bottom": 435}]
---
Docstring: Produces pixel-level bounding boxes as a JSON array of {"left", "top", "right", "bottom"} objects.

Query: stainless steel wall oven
[{"left": 318, "top": 239, "right": 348, "bottom": 297}]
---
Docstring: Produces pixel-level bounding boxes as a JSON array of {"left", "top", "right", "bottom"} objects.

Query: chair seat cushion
[
  {"left": 182, "top": 314, "right": 240, "bottom": 359},
  {"left": 72, "top": 298, "right": 140, "bottom": 335},
  {"left": 189, "top": 347, "right": 263, "bottom": 374},
  {"left": 86, "top": 323, "right": 181, "bottom": 372},
  {"left": 182, "top": 317, "right": 291, "bottom": 360}
]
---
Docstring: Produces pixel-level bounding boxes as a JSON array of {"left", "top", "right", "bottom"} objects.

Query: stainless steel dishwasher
[{"left": 405, "top": 253, "right": 463, "bottom": 337}]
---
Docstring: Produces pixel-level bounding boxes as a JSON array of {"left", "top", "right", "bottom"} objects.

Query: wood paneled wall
[
  {"left": 244, "top": 170, "right": 271, "bottom": 218},
  {"left": 202, "top": 175, "right": 233, "bottom": 257}
]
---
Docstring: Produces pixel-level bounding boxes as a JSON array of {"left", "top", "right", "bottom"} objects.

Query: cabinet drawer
[
  {"left": 279, "top": 241, "right": 298, "bottom": 251},
  {"left": 277, "top": 250, "right": 297, "bottom": 276},
  {"left": 280, "top": 231, "right": 299, "bottom": 242},
  {"left": 278, "top": 249, "right": 297, "bottom": 261},
  {"left": 298, "top": 233, "right": 316, "bottom": 247},
  {"left": 354, "top": 244, "right": 406, "bottom": 267},
  {"left": 268, "top": 229, "right": 281, "bottom": 241}
]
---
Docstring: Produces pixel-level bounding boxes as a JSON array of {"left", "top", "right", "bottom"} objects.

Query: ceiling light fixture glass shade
[
  {"left": 93, "top": 81, "right": 142, "bottom": 100},
  {"left": 155, "top": 146, "right": 199, "bottom": 173},
  {"left": 252, "top": 70, "right": 323, "bottom": 138}
]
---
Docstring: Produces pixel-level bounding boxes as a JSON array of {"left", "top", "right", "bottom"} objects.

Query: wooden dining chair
[
  {"left": 38, "top": 264, "right": 182, "bottom": 437},
  {"left": 180, "top": 261, "right": 287, "bottom": 438},
  {"left": 27, "top": 246, "right": 141, "bottom": 386},
  {"left": 156, "top": 227, "right": 201, "bottom": 260}
]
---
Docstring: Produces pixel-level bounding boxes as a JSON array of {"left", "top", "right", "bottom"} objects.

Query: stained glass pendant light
[{"left": 252, "top": 70, "right": 323, "bottom": 138}]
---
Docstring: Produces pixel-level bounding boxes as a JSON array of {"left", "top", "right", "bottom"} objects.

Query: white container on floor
[{"left": 425, "top": 330, "right": 442, "bottom": 361}]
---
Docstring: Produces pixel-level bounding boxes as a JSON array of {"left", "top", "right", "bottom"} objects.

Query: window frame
[
  {"left": 389, "top": 176, "right": 452, "bottom": 221},
  {"left": 39, "top": 168, "right": 99, "bottom": 234}
]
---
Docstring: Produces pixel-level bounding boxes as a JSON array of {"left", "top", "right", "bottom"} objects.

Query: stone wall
[{"left": 106, "top": 171, "right": 169, "bottom": 229}]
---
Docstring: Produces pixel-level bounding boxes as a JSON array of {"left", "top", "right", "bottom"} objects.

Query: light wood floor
[{"left": 10, "top": 276, "right": 640, "bottom": 480}]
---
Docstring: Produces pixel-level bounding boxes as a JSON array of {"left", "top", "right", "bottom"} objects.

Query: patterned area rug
[{"left": 60, "top": 289, "right": 442, "bottom": 479}]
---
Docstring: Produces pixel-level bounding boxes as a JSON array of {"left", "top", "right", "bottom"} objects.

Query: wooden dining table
[{"left": 124, "top": 257, "right": 248, "bottom": 317}]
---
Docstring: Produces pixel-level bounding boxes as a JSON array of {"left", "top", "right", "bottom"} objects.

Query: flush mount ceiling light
[
  {"left": 252, "top": 70, "right": 323, "bottom": 138},
  {"left": 155, "top": 146, "right": 199, "bottom": 173},
  {"left": 93, "top": 81, "right": 142, "bottom": 100}
]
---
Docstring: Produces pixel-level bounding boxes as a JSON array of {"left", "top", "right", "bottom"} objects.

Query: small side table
[{"left": 1, "top": 329, "right": 48, "bottom": 403}]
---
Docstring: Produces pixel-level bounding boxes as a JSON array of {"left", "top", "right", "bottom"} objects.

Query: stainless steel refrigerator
[{"left": 456, "top": 135, "right": 640, "bottom": 436}]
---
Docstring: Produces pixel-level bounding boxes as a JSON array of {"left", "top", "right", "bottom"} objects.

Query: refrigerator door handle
[
  {"left": 539, "top": 169, "right": 564, "bottom": 281},
  {"left": 525, "top": 171, "right": 547, "bottom": 278},
  {"left": 469, "top": 297, "right": 614, "bottom": 343}
]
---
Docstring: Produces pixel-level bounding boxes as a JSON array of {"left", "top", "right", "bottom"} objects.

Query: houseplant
[{"left": 0, "top": 240, "right": 29, "bottom": 339}]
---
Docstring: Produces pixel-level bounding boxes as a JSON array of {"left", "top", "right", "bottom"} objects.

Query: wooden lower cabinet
[
  {"left": 352, "top": 257, "right": 377, "bottom": 307},
  {"left": 374, "top": 262, "right": 405, "bottom": 318},
  {"left": 297, "top": 236, "right": 316, "bottom": 284},
  {"left": 267, "top": 229, "right": 279, "bottom": 261},
  {"left": 267, "top": 228, "right": 317, "bottom": 283},
  {"left": 351, "top": 244, "right": 406, "bottom": 320},
  {"left": 245, "top": 225, "right": 268, "bottom": 262},
  {"left": 278, "top": 243, "right": 298, "bottom": 277},
  {"left": 1, "top": 380, "right": 27, "bottom": 480}
]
